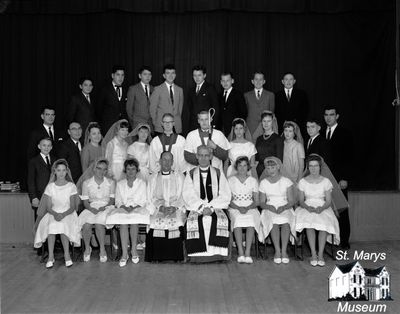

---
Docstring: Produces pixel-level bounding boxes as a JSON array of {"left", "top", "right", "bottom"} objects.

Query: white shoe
[
  {"left": 119, "top": 258, "right": 127, "bottom": 267},
  {"left": 136, "top": 243, "right": 143, "bottom": 250},
  {"left": 83, "top": 247, "right": 92, "bottom": 262},
  {"left": 317, "top": 258, "right": 326, "bottom": 267},
  {"left": 273, "top": 258, "right": 282, "bottom": 264},
  {"left": 310, "top": 258, "right": 318, "bottom": 267},
  {"left": 100, "top": 254, "right": 108, "bottom": 263},
  {"left": 65, "top": 259, "right": 73, "bottom": 267},
  {"left": 281, "top": 257, "right": 290, "bottom": 264},
  {"left": 131, "top": 256, "right": 140, "bottom": 264},
  {"left": 237, "top": 256, "right": 246, "bottom": 263},
  {"left": 46, "top": 259, "right": 55, "bottom": 268},
  {"left": 244, "top": 256, "right": 253, "bottom": 264}
]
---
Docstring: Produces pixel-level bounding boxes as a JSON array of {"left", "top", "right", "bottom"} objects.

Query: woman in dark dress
[{"left": 254, "top": 111, "right": 283, "bottom": 177}]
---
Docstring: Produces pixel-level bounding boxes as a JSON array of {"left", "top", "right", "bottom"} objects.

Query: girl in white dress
[
  {"left": 228, "top": 156, "right": 260, "bottom": 264},
  {"left": 295, "top": 154, "right": 340, "bottom": 267},
  {"left": 224, "top": 118, "right": 257, "bottom": 178},
  {"left": 78, "top": 158, "right": 116, "bottom": 263},
  {"left": 106, "top": 158, "right": 149, "bottom": 267},
  {"left": 127, "top": 123, "right": 152, "bottom": 182},
  {"left": 259, "top": 157, "right": 296, "bottom": 264},
  {"left": 104, "top": 119, "right": 129, "bottom": 181},
  {"left": 34, "top": 159, "right": 81, "bottom": 268}
]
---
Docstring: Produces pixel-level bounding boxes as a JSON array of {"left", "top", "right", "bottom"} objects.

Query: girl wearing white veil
[
  {"left": 127, "top": 123, "right": 152, "bottom": 182},
  {"left": 34, "top": 159, "right": 81, "bottom": 268},
  {"left": 224, "top": 118, "right": 257, "bottom": 178},
  {"left": 281, "top": 121, "right": 305, "bottom": 183},
  {"left": 103, "top": 119, "right": 130, "bottom": 181},
  {"left": 81, "top": 122, "right": 105, "bottom": 172},
  {"left": 253, "top": 111, "right": 284, "bottom": 177},
  {"left": 77, "top": 158, "right": 116, "bottom": 263},
  {"left": 295, "top": 154, "right": 342, "bottom": 267}
]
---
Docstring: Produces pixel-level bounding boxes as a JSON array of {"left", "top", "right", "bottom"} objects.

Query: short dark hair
[
  {"left": 234, "top": 156, "right": 251, "bottom": 171},
  {"left": 87, "top": 122, "right": 101, "bottom": 134},
  {"left": 232, "top": 118, "right": 245, "bottom": 128},
  {"left": 38, "top": 137, "right": 53, "bottom": 145},
  {"left": 197, "top": 110, "right": 209, "bottom": 116},
  {"left": 192, "top": 65, "right": 207, "bottom": 74},
  {"left": 163, "top": 64, "right": 176, "bottom": 73},
  {"left": 261, "top": 111, "right": 274, "bottom": 121},
  {"left": 221, "top": 71, "right": 233, "bottom": 78},
  {"left": 123, "top": 158, "right": 139, "bottom": 172},
  {"left": 282, "top": 72, "right": 296, "bottom": 79},
  {"left": 253, "top": 70, "right": 265, "bottom": 78},
  {"left": 112, "top": 65, "right": 125, "bottom": 73},
  {"left": 138, "top": 66, "right": 152, "bottom": 74},
  {"left": 41, "top": 106, "right": 55, "bottom": 114},
  {"left": 118, "top": 121, "right": 130, "bottom": 130},
  {"left": 79, "top": 76, "right": 93, "bottom": 85},
  {"left": 306, "top": 154, "right": 323, "bottom": 169},
  {"left": 306, "top": 117, "right": 322, "bottom": 126},
  {"left": 323, "top": 105, "right": 339, "bottom": 114}
]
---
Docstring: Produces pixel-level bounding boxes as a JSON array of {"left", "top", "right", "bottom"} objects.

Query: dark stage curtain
[{"left": 0, "top": 1, "right": 396, "bottom": 190}]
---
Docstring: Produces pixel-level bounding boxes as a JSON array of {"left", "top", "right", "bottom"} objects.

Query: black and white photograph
[{"left": 0, "top": 0, "right": 399, "bottom": 313}]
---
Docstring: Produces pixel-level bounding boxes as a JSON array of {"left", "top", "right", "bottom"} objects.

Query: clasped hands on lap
[
  {"left": 265, "top": 204, "right": 288, "bottom": 215},
  {"left": 159, "top": 205, "right": 178, "bottom": 216}
]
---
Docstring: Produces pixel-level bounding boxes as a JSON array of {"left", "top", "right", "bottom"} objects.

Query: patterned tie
[
  {"left": 224, "top": 90, "right": 228, "bottom": 103},
  {"left": 257, "top": 90, "right": 261, "bottom": 100},
  {"left": 115, "top": 86, "right": 121, "bottom": 99},
  {"left": 307, "top": 138, "right": 312, "bottom": 150},
  {"left": 196, "top": 85, "right": 200, "bottom": 94}
]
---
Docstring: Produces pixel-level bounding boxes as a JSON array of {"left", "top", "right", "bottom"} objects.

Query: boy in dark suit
[
  {"left": 305, "top": 118, "right": 332, "bottom": 166},
  {"left": 218, "top": 72, "right": 247, "bottom": 136},
  {"left": 324, "top": 105, "right": 353, "bottom": 249},
  {"left": 275, "top": 72, "right": 309, "bottom": 134},
  {"left": 67, "top": 76, "right": 96, "bottom": 135},
  {"left": 27, "top": 106, "right": 62, "bottom": 160},
  {"left": 97, "top": 65, "right": 128, "bottom": 133},
  {"left": 57, "top": 122, "right": 83, "bottom": 183},
  {"left": 182, "top": 65, "right": 219, "bottom": 135},
  {"left": 27, "top": 137, "right": 54, "bottom": 222}
]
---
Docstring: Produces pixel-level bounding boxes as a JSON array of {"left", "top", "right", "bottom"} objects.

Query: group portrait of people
[{"left": 27, "top": 63, "right": 353, "bottom": 269}]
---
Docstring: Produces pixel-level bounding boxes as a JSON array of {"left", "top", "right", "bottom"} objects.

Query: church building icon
[{"left": 328, "top": 261, "right": 391, "bottom": 301}]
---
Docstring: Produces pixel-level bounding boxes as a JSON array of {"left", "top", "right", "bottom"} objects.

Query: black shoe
[
  {"left": 36, "top": 248, "right": 43, "bottom": 256},
  {"left": 340, "top": 243, "right": 350, "bottom": 250}
]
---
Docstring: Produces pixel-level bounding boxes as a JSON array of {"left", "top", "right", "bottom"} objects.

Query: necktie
[
  {"left": 145, "top": 85, "right": 149, "bottom": 99},
  {"left": 48, "top": 127, "right": 54, "bottom": 141},
  {"left": 307, "top": 138, "right": 312, "bottom": 150},
  {"left": 327, "top": 127, "right": 332, "bottom": 140},
  {"left": 115, "top": 86, "right": 121, "bottom": 99},
  {"left": 224, "top": 90, "right": 228, "bottom": 103},
  {"left": 196, "top": 85, "right": 200, "bottom": 94},
  {"left": 257, "top": 90, "right": 261, "bottom": 99},
  {"left": 75, "top": 141, "right": 80, "bottom": 151},
  {"left": 45, "top": 155, "right": 50, "bottom": 167},
  {"left": 86, "top": 95, "right": 90, "bottom": 103},
  {"left": 169, "top": 85, "right": 174, "bottom": 105},
  {"left": 287, "top": 90, "right": 291, "bottom": 101}
]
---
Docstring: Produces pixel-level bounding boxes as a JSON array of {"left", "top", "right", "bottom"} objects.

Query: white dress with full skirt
[
  {"left": 105, "top": 137, "right": 128, "bottom": 181},
  {"left": 258, "top": 176, "right": 296, "bottom": 242},
  {"left": 106, "top": 178, "right": 150, "bottom": 226},
  {"left": 78, "top": 177, "right": 115, "bottom": 228},
  {"left": 228, "top": 176, "right": 260, "bottom": 233},
  {"left": 34, "top": 182, "right": 81, "bottom": 248},
  {"left": 226, "top": 141, "right": 257, "bottom": 177},
  {"left": 294, "top": 177, "right": 340, "bottom": 245}
]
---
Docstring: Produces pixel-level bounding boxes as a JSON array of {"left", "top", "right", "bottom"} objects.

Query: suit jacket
[
  {"left": 66, "top": 92, "right": 96, "bottom": 134},
  {"left": 27, "top": 154, "right": 54, "bottom": 201},
  {"left": 97, "top": 82, "right": 128, "bottom": 133},
  {"left": 244, "top": 89, "right": 275, "bottom": 135},
  {"left": 275, "top": 88, "right": 308, "bottom": 133},
  {"left": 182, "top": 81, "right": 219, "bottom": 135},
  {"left": 126, "top": 83, "right": 154, "bottom": 130},
  {"left": 150, "top": 82, "right": 184, "bottom": 133},
  {"left": 218, "top": 88, "right": 247, "bottom": 136},
  {"left": 27, "top": 125, "right": 62, "bottom": 161},
  {"left": 57, "top": 138, "right": 82, "bottom": 183},
  {"left": 305, "top": 134, "right": 332, "bottom": 167},
  {"left": 323, "top": 124, "right": 353, "bottom": 181}
]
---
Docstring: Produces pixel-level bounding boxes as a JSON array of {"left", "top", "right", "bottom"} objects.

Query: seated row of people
[{"left": 33, "top": 147, "right": 342, "bottom": 269}]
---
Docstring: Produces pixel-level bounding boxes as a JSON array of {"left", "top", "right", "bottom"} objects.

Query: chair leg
[{"left": 40, "top": 241, "right": 46, "bottom": 263}]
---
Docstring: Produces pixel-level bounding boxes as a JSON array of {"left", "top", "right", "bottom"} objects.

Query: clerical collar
[
  {"left": 161, "top": 171, "right": 171, "bottom": 176},
  {"left": 199, "top": 167, "right": 209, "bottom": 173}
]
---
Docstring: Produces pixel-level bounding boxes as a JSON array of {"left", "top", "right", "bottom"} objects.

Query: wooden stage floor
[{"left": 1, "top": 241, "right": 399, "bottom": 314}]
